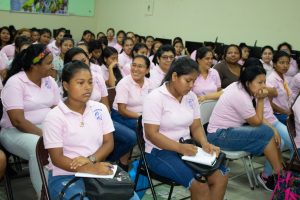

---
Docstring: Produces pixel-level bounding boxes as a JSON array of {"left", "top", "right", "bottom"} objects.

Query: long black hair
[{"left": 3, "top": 44, "right": 49, "bottom": 85}]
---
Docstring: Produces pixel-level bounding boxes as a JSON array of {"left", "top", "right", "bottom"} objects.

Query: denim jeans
[
  {"left": 207, "top": 124, "right": 274, "bottom": 155},
  {"left": 111, "top": 109, "right": 137, "bottom": 131},
  {"left": 274, "top": 113, "right": 288, "bottom": 125},
  {"left": 48, "top": 171, "right": 140, "bottom": 200},
  {"left": 107, "top": 121, "right": 137, "bottom": 162},
  {"left": 263, "top": 120, "right": 293, "bottom": 176}
]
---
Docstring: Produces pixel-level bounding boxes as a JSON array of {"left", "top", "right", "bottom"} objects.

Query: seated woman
[
  {"left": 290, "top": 71, "right": 300, "bottom": 103},
  {"left": 150, "top": 44, "right": 176, "bottom": 88},
  {"left": 293, "top": 95, "right": 300, "bottom": 156},
  {"left": 214, "top": 44, "right": 242, "bottom": 89},
  {"left": 64, "top": 47, "right": 110, "bottom": 110},
  {"left": 192, "top": 47, "right": 222, "bottom": 102},
  {"left": 237, "top": 43, "right": 250, "bottom": 66},
  {"left": 122, "top": 43, "right": 150, "bottom": 76},
  {"left": 277, "top": 42, "right": 298, "bottom": 84},
  {"left": 100, "top": 46, "right": 123, "bottom": 87},
  {"left": 43, "top": 61, "right": 139, "bottom": 200},
  {"left": 118, "top": 37, "right": 134, "bottom": 76},
  {"left": 207, "top": 65, "right": 283, "bottom": 191},
  {"left": 0, "top": 44, "right": 60, "bottom": 197},
  {"left": 143, "top": 57, "right": 228, "bottom": 200},
  {"left": 114, "top": 30, "right": 125, "bottom": 53},
  {"left": 260, "top": 46, "right": 274, "bottom": 77},
  {"left": 112, "top": 55, "right": 152, "bottom": 130},
  {"left": 267, "top": 51, "right": 292, "bottom": 125},
  {"left": 52, "top": 37, "right": 74, "bottom": 84}
]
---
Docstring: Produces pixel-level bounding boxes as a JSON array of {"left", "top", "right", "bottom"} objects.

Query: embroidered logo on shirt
[
  {"left": 187, "top": 98, "right": 194, "bottom": 109},
  {"left": 93, "top": 108, "right": 102, "bottom": 120},
  {"left": 45, "top": 80, "right": 51, "bottom": 89}
]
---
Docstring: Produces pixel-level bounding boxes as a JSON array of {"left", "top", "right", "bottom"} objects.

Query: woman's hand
[
  {"left": 198, "top": 96, "right": 206, "bottom": 103},
  {"left": 180, "top": 144, "right": 198, "bottom": 156},
  {"left": 202, "top": 142, "right": 220, "bottom": 157},
  {"left": 92, "top": 162, "right": 114, "bottom": 175},
  {"left": 273, "top": 129, "right": 281, "bottom": 148},
  {"left": 70, "top": 156, "right": 91, "bottom": 169},
  {"left": 255, "top": 88, "right": 268, "bottom": 99},
  {"left": 108, "top": 61, "right": 118, "bottom": 70}
]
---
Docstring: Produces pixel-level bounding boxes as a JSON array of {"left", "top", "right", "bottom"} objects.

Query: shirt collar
[{"left": 58, "top": 100, "right": 92, "bottom": 116}]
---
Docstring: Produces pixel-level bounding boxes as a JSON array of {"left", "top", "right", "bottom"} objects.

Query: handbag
[
  {"left": 58, "top": 166, "right": 134, "bottom": 200},
  {"left": 179, "top": 137, "right": 226, "bottom": 177}
]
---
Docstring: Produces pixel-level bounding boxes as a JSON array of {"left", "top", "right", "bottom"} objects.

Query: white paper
[
  {"left": 75, "top": 165, "right": 118, "bottom": 179},
  {"left": 182, "top": 147, "right": 216, "bottom": 166}
]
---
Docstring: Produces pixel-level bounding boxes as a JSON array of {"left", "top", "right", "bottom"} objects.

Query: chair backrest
[
  {"left": 36, "top": 136, "right": 50, "bottom": 200},
  {"left": 199, "top": 100, "right": 218, "bottom": 125},
  {"left": 107, "top": 87, "right": 116, "bottom": 110},
  {"left": 286, "top": 114, "right": 300, "bottom": 161},
  {"left": 136, "top": 116, "right": 146, "bottom": 151}
]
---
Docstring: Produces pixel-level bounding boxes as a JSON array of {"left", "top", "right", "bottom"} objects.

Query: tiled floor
[{"left": 0, "top": 156, "right": 274, "bottom": 200}]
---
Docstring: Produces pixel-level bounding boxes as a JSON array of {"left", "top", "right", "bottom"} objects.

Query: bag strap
[{"left": 57, "top": 177, "right": 81, "bottom": 200}]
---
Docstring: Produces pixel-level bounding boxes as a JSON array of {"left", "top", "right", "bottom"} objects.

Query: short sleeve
[
  {"left": 100, "top": 104, "right": 115, "bottom": 134},
  {"left": 232, "top": 92, "right": 256, "bottom": 120},
  {"left": 42, "top": 109, "right": 65, "bottom": 149},
  {"left": 1, "top": 79, "right": 24, "bottom": 110},
  {"left": 115, "top": 79, "right": 129, "bottom": 104},
  {"left": 50, "top": 77, "right": 61, "bottom": 105},
  {"left": 142, "top": 91, "right": 162, "bottom": 125},
  {"left": 191, "top": 93, "right": 201, "bottom": 119},
  {"left": 213, "top": 69, "right": 221, "bottom": 88},
  {"left": 94, "top": 74, "right": 108, "bottom": 98}
]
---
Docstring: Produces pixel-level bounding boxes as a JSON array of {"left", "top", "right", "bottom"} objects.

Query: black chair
[
  {"left": 107, "top": 87, "right": 116, "bottom": 111},
  {"left": 134, "top": 116, "right": 189, "bottom": 200},
  {"left": 286, "top": 114, "right": 300, "bottom": 171},
  {"left": 36, "top": 136, "right": 50, "bottom": 200}
]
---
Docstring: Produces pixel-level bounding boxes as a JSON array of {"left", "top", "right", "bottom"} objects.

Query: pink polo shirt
[
  {"left": 99, "top": 64, "right": 109, "bottom": 81},
  {"left": 263, "top": 98, "right": 277, "bottom": 124},
  {"left": 113, "top": 75, "right": 153, "bottom": 114},
  {"left": 149, "top": 65, "right": 166, "bottom": 88},
  {"left": 114, "top": 43, "right": 123, "bottom": 54},
  {"left": 90, "top": 70, "right": 108, "bottom": 102},
  {"left": 0, "top": 43, "right": 15, "bottom": 61},
  {"left": 47, "top": 40, "right": 60, "bottom": 57},
  {"left": 143, "top": 83, "right": 200, "bottom": 153},
  {"left": 118, "top": 52, "right": 132, "bottom": 77},
  {"left": 293, "top": 96, "right": 300, "bottom": 148},
  {"left": 192, "top": 68, "right": 221, "bottom": 96},
  {"left": 266, "top": 71, "right": 291, "bottom": 111},
  {"left": 0, "top": 71, "right": 60, "bottom": 128},
  {"left": 43, "top": 100, "right": 115, "bottom": 176},
  {"left": 207, "top": 82, "right": 256, "bottom": 133},
  {"left": 260, "top": 59, "right": 274, "bottom": 77},
  {"left": 0, "top": 51, "right": 9, "bottom": 70},
  {"left": 90, "top": 63, "right": 102, "bottom": 76},
  {"left": 285, "top": 58, "right": 298, "bottom": 84},
  {"left": 290, "top": 73, "right": 300, "bottom": 103}
]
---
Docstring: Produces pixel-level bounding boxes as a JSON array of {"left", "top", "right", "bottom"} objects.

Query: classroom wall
[
  {"left": 1, "top": 0, "right": 300, "bottom": 49},
  {"left": 96, "top": 0, "right": 300, "bottom": 50}
]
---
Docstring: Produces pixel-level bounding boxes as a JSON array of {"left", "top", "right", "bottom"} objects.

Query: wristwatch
[{"left": 88, "top": 155, "right": 97, "bottom": 164}]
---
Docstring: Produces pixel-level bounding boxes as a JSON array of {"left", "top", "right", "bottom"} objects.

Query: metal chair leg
[
  {"left": 248, "top": 156, "right": 259, "bottom": 187},
  {"left": 242, "top": 157, "right": 254, "bottom": 190},
  {"left": 167, "top": 185, "right": 174, "bottom": 200}
]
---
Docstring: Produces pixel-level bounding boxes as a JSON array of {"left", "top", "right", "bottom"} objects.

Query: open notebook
[
  {"left": 75, "top": 165, "right": 118, "bottom": 179},
  {"left": 182, "top": 147, "right": 217, "bottom": 166}
]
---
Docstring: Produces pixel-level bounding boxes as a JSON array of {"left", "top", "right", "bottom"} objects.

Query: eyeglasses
[
  {"left": 161, "top": 55, "right": 175, "bottom": 61},
  {"left": 131, "top": 63, "right": 146, "bottom": 69}
]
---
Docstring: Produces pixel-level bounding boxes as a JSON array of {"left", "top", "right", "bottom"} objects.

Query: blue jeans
[
  {"left": 263, "top": 120, "right": 293, "bottom": 176},
  {"left": 274, "top": 113, "right": 288, "bottom": 125},
  {"left": 48, "top": 171, "right": 140, "bottom": 200},
  {"left": 207, "top": 124, "right": 274, "bottom": 155},
  {"left": 111, "top": 109, "right": 137, "bottom": 131},
  {"left": 107, "top": 121, "right": 137, "bottom": 162}
]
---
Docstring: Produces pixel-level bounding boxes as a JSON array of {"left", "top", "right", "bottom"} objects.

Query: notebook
[
  {"left": 75, "top": 165, "right": 118, "bottom": 179},
  {"left": 182, "top": 147, "right": 217, "bottom": 166}
]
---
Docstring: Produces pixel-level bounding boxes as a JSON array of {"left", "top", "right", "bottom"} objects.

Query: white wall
[
  {"left": 1, "top": 0, "right": 300, "bottom": 49},
  {"left": 96, "top": 0, "right": 300, "bottom": 49}
]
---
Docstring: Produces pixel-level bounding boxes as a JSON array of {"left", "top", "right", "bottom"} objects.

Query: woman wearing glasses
[
  {"left": 111, "top": 55, "right": 153, "bottom": 169},
  {"left": 267, "top": 51, "right": 292, "bottom": 125},
  {"left": 150, "top": 44, "right": 176, "bottom": 88}
]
